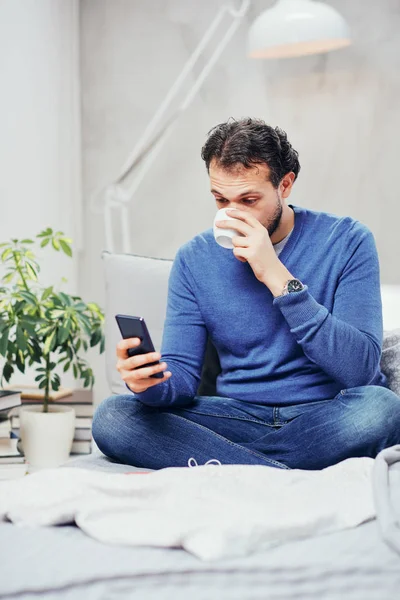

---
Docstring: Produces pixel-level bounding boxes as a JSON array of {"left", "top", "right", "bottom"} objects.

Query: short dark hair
[{"left": 201, "top": 117, "right": 300, "bottom": 188}]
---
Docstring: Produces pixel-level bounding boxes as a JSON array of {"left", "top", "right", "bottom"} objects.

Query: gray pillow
[{"left": 381, "top": 329, "right": 400, "bottom": 396}]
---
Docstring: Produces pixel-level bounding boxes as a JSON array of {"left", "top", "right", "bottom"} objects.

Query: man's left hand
[{"left": 216, "top": 208, "right": 293, "bottom": 294}]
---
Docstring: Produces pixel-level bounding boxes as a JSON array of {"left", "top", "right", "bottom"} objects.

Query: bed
[
  {"left": 1, "top": 449, "right": 400, "bottom": 600},
  {"left": 1, "top": 256, "right": 400, "bottom": 599}
]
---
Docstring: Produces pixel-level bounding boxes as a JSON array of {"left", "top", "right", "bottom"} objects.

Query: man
[{"left": 93, "top": 117, "right": 400, "bottom": 471}]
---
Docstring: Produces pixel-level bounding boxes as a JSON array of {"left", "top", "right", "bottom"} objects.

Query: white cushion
[
  {"left": 381, "top": 285, "right": 400, "bottom": 332},
  {"left": 103, "top": 251, "right": 400, "bottom": 395},
  {"left": 102, "top": 251, "right": 172, "bottom": 395}
]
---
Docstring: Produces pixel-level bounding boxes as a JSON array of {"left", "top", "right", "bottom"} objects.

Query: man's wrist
[{"left": 262, "top": 262, "right": 294, "bottom": 297}]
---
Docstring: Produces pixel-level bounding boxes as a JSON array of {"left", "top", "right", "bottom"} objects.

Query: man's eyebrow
[{"left": 210, "top": 189, "right": 261, "bottom": 198}]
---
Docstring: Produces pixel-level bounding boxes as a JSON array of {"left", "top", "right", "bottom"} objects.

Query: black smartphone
[{"left": 115, "top": 314, "right": 164, "bottom": 379}]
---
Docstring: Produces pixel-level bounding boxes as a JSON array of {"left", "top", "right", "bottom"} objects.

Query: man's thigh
[
  {"left": 247, "top": 385, "right": 400, "bottom": 469},
  {"left": 168, "top": 395, "right": 276, "bottom": 445}
]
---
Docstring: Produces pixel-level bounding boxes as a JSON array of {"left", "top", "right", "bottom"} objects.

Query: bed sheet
[{"left": 1, "top": 452, "right": 399, "bottom": 600}]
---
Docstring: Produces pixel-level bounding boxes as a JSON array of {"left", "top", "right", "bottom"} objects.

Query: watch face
[{"left": 287, "top": 279, "right": 304, "bottom": 293}]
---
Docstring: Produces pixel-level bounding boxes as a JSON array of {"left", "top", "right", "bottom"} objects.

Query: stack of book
[
  {"left": 8, "top": 386, "right": 94, "bottom": 455},
  {"left": 0, "top": 389, "right": 27, "bottom": 479}
]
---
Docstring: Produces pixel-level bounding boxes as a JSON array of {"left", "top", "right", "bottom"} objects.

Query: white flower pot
[{"left": 19, "top": 405, "right": 75, "bottom": 469}]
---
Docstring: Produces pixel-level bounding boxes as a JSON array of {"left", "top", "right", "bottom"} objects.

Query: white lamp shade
[{"left": 248, "top": 0, "right": 351, "bottom": 59}]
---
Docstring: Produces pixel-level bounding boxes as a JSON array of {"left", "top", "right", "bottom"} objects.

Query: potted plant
[{"left": 0, "top": 228, "right": 105, "bottom": 468}]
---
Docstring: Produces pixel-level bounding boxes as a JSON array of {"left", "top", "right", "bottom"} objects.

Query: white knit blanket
[{"left": 0, "top": 458, "right": 375, "bottom": 560}]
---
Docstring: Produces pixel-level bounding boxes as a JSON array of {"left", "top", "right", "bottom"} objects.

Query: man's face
[{"left": 209, "top": 160, "right": 294, "bottom": 237}]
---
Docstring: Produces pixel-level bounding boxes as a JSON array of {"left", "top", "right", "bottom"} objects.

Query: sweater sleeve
[
  {"left": 131, "top": 248, "right": 208, "bottom": 407},
  {"left": 273, "top": 226, "right": 383, "bottom": 388}
]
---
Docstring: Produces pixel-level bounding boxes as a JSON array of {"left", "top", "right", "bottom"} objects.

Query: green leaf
[
  {"left": 52, "top": 379, "right": 60, "bottom": 391},
  {"left": 59, "top": 292, "right": 72, "bottom": 306},
  {"left": 21, "top": 239, "right": 34, "bottom": 244},
  {"left": 20, "top": 320, "right": 36, "bottom": 336},
  {"left": 73, "top": 302, "right": 87, "bottom": 312},
  {"left": 16, "top": 325, "right": 27, "bottom": 351},
  {"left": 20, "top": 315, "right": 39, "bottom": 325},
  {"left": 41, "top": 286, "right": 53, "bottom": 300},
  {"left": 59, "top": 240, "right": 72, "bottom": 257},
  {"left": 15, "top": 351, "right": 25, "bottom": 373},
  {"left": 63, "top": 361, "right": 71, "bottom": 372},
  {"left": 58, "top": 325, "right": 70, "bottom": 345},
  {"left": 19, "top": 291, "right": 37, "bottom": 306},
  {"left": 73, "top": 363, "right": 78, "bottom": 378},
  {"left": 40, "top": 238, "right": 50, "bottom": 248},
  {"left": 1, "top": 248, "right": 12, "bottom": 261},
  {"left": 28, "top": 339, "right": 42, "bottom": 364},
  {"left": 2, "top": 272, "right": 14, "bottom": 284},
  {"left": 100, "top": 335, "right": 105, "bottom": 354},
  {"left": 90, "top": 329, "right": 101, "bottom": 347},
  {"left": 75, "top": 314, "right": 92, "bottom": 336},
  {"left": 25, "top": 262, "right": 38, "bottom": 281},
  {"left": 43, "top": 330, "right": 56, "bottom": 355},
  {"left": 2, "top": 362, "right": 14, "bottom": 382},
  {"left": 0, "top": 316, "right": 8, "bottom": 334},
  {"left": 34, "top": 374, "right": 45, "bottom": 382},
  {"left": 0, "top": 327, "right": 10, "bottom": 356},
  {"left": 37, "top": 228, "right": 53, "bottom": 238},
  {"left": 51, "top": 238, "right": 60, "bottom": 251},
  {"left": 38, "top": 379, "right": 47, "bottom": 389}
]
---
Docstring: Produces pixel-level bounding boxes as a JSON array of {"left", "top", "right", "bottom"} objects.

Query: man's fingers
[
  {"left": 116, "top": 337, "right": 141, "bottom": 358},
  {"left": 116, "top": 351, "right": 162, "bottom": 373},
  {"left": 122, "top": 367, "right": 172, "bottom": 393},
  {"left": 131, "top": 361, "right": 168, "bottom": 380},
  {"left": 125, "top": 351, "right": 161, "bottom": 370}
]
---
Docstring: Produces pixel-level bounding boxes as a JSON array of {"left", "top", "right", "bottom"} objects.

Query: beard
[{"left": 265, "top": 193, "right": 283, "bottom": 237}]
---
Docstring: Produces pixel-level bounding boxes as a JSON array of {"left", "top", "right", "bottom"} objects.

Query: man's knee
[
  {"left": 341, "top": 385, "right": 400, "bottom": 445},
  {"left": 92, "top": 394, "right": 135, "bottom": 458}
]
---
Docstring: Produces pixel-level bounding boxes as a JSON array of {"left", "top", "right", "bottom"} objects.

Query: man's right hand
[{"left": 116, "top": 338, "right": 172, "bottom": 393}]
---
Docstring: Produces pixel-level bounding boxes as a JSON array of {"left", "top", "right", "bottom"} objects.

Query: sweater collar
[{"left": 276, "top": 204, "right": 306, "bottom": 263}]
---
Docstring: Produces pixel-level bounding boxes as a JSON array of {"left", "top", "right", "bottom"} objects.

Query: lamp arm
[
  {"left": 122, "top": 0, "right": 251, "bottom": 198},
  {"left": 101, "top": 0, "right": 250, "bottom": 253},
  {"left": 116, "top": 4, "right": 234, "bottom": 184}
]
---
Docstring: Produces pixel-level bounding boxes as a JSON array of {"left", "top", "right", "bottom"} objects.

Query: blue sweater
[{"left": 135, "top": 204, "right": 387, "bottom": 407}]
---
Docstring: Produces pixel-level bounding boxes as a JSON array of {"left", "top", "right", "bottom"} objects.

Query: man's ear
[{"left": 280, "top": 172, "right": 296, "bottom": 199}]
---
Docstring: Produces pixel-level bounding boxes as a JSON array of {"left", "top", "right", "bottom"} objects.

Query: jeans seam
[
  {"left": 174, "top": 408, "right": 275, "bottom": 428},
  {"left": 170, "top": 412, "right": 290, "bottom": 470}
]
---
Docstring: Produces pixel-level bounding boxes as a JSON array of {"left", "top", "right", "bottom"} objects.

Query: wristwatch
[{"left": 281, "top": 278, "right": 305, "bottom": 296}]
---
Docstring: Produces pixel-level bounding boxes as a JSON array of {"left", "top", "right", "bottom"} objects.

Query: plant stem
[
  {"left": 12, "top": 250, "right": 30, "bottom": 292},
  {"left": 44, "top": 355, "right": 51, "bottom": 413}
]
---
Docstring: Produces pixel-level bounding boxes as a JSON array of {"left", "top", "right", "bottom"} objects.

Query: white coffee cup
[{"left": 213, "top": 208, "right": 244, "bottom": 249}]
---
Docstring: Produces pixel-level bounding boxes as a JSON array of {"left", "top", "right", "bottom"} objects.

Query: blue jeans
[{"left": 92, "top": 386, "right": 400, "bottom": 470}]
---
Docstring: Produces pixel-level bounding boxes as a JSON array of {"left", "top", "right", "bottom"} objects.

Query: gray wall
[{"left": 79, "top": 0, "right": 400, "bottom": 400}]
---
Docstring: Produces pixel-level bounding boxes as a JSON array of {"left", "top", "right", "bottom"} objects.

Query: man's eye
[{"left": 215, "top": 198, "right": 256, "bottom": 205}]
